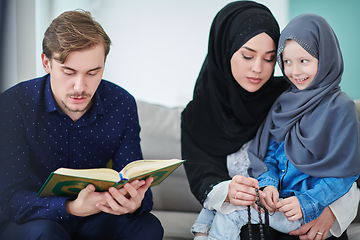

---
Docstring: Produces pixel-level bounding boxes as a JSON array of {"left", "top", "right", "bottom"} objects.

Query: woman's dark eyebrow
[{"left": 242, "top": 46, "right": 276, "bottom": 54}]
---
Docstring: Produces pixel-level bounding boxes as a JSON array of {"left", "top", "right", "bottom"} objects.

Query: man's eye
[{"left": 64, "top": 71, "right": 74, "bottom": 75}]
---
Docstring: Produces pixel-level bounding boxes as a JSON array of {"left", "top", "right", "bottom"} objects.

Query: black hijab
[{"left": 181, "top": 1, "right": 289, "bottom": 157}]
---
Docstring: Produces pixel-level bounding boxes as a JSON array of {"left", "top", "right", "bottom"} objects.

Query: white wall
[
  {"left": 1, "top": 0, "right": 18, "bottom": 91},
  {"left": 2, "top": 0, "right": 288, "bottom": 107}
]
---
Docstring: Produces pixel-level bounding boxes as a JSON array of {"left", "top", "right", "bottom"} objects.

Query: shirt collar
[{"left": 44, "top": 74, "right": 58, "bottom": 113}]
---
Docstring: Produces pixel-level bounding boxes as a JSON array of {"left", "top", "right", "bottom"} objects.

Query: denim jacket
[{"left": 257, "top": 139, "right": 359, "bottom": 224}]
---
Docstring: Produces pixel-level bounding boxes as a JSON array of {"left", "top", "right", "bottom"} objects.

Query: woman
[{"left": 181, "top": 1, "right": 354, "bottom": 239}]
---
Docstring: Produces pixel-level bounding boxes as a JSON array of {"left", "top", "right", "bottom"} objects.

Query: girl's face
[
  {"left": 282, "top": 40, "right": 319, "bottom": 90},
  {"left": 230, "top": 32, "right": 276, "bottom": 92}
]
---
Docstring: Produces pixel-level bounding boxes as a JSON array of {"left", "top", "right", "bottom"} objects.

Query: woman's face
[{"left": 230, "top": 32, "right": 276, "bottom": 92}]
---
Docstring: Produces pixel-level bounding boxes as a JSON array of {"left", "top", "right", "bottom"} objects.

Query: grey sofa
[{"left": 136, "top": 100, "right": 360, "bottom": 240}]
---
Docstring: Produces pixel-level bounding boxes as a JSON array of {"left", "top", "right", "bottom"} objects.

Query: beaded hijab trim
[{"left": 277, "top": 35, "right": 319, "bottom": 64}]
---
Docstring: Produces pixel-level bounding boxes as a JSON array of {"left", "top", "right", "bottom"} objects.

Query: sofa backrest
[{"left": 355, "top": 100, "right": 360, "bottom": 119}]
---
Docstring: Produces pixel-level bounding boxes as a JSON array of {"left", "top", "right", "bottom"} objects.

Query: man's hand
[
  {"left": 276, "top": 196, "right": 303, "bottom": 221},
  {"left": 228, "top": 175, "right": 264, "bottom": 206},
  {"left": 260, "top": 186, "right": 278, "bottom": 212},
  {"left": 289, "top": 206, "right": 335, "bottom": 240},
  {"left": 65, "top": 184, "right": 107, "bottom": 217},
  {"left": 96, "top": 176, "right": 153, "bottom": 215}
]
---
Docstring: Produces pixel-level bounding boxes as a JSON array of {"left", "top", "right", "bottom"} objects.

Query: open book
[{"left": 37, "top": 159, "right": 185, "bottom": 197}]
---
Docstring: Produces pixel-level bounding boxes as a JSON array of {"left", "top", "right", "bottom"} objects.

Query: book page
[
  {"left": 54, "top": 168, "right": 120, "bottom": 182},
  {"left": 121, "top": 159, "right": 184, "bottom": 179}
]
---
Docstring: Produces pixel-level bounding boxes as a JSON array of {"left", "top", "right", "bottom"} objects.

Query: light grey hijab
[{"left": 248, "top": 14, "right": 360, "bottom": 178}]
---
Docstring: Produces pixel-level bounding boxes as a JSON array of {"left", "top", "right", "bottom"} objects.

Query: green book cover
[{"left": 37, "top": 159, "right": 185, "bottom": 198}]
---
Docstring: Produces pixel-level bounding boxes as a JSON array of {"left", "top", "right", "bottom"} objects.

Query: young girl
[{"left": 196, "top": 13, "right": 360, "bottom": 240}]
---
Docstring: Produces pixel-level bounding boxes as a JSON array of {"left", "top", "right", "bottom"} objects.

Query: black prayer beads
[{"left": 247, "top": 188, "right": 267, "bottom": 240}]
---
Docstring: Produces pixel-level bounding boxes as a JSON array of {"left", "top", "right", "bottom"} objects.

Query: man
[{"left": 0, "top": 10, "right": 163, "bottom": 239}]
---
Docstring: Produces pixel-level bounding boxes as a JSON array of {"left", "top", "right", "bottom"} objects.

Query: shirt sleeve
[
  {"left": 181, "top": 127, "right": 231, "bottom": 205},
  {"left": 296, "top": 174, "right": 359, "bottom": 224},
  {"left": 203, "top": 180, "right": 229, "bottom": 211},
  {"left": 257, "top": 139, "right": 280, "bottom": 188},
  {"left": 203, "top": 180, "right": 247, "bottom": 215},
  {"left": 329, "top": 183, "right": 360, "bottom": 237},
  {"left": 112, "top": 99, "right": 143, "bottom": 169},
  {"left": 0, "top": 96, "right": 71, "bottom": 223},
  {"left": 111, "top": 99, "right": 153, "bottom": 214}
]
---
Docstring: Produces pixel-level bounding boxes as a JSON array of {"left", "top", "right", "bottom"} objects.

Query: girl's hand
[
  {"left": 260, "top": 186, "right": 278, "bottom": 212},
  {"left": 276, "top": 196, "right": 302, "bottom": 221}
]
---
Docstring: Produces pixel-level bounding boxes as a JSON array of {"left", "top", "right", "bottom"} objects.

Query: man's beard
[
  {"left": 61, "top": 92, "right": 92, "bottom": 113},
  {"left": 61, "top": 100, "right": 92, "bottom": 113}
]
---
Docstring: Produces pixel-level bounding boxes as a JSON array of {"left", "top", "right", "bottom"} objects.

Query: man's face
[{"left": 42, "top": 44, "right": 105, "bottom": 120}]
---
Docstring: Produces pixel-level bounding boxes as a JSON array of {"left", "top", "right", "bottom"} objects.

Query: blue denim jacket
[{"left": 257, "top": 139, "right": 359, "bottom": 224}]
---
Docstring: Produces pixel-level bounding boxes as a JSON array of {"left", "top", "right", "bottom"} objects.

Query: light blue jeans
[{"left": 192, "top": 207, "right": 303, "bottom": 240}]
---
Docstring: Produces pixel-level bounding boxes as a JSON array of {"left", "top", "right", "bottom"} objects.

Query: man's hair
[{"left": 42, "top": 10, "right": 111, "bottom": 63}]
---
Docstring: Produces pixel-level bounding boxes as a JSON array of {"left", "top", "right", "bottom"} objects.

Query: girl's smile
[{"left": 282, "top": 40, "right": 319, "bottom": 90}]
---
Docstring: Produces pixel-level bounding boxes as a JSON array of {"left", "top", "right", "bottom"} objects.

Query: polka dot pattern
[{"left": 0, "top": 74, "right": 152, "bottom": 223}]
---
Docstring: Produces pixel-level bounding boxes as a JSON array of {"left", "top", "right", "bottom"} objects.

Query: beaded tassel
[
  {"left": 248, "top": 205, "right": 252, "bottom": 240},
  {"left": 247, "top": 188, "right": 265, "bottom": 240}
]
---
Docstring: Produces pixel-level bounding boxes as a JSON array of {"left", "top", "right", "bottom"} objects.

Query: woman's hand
[
  {"left": 228, "top": 175, "right": 264, "bottom": 206},
  {"left": 289, "top": 206, "right": 335, "bottom": 240}
]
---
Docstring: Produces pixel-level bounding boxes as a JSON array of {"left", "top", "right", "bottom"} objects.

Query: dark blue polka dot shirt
[{"left": 0, "top": 74, "right": 153, "bottom": 224}]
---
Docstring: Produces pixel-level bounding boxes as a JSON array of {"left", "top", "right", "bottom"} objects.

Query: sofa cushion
[
  {"left": 136, "top": 100, "right": 202, "bottom": 212},
  {"left": 348, "top": 223, "right": 360, "bottom": 240},
  {"left": 137, "top": 100, "right": 182, "bottom": 160}
]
